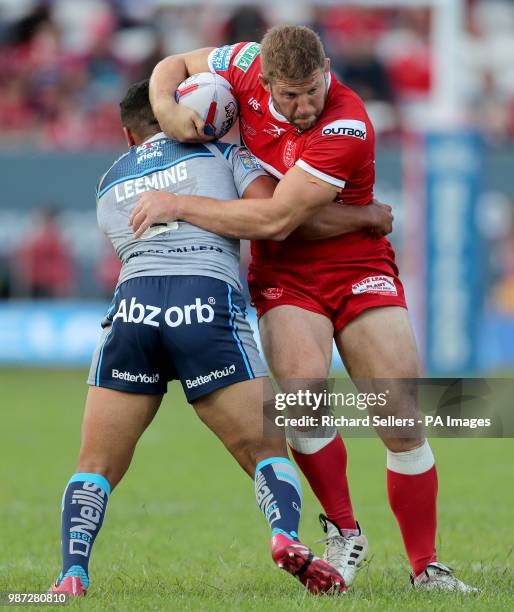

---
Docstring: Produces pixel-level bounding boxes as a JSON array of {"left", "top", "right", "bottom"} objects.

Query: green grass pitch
[{"left": 1, "top": 369, "right": 512, "bottom": 611}]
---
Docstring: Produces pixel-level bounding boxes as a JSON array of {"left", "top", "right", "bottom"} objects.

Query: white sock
[
  {"left": 387, "top": 440, "right": 435, "bottom": 475},
  {"left": 287, "top": 427, "right": 337, "bottom": 454}
]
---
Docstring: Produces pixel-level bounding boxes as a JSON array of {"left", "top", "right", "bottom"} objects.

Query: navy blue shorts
[{"left": 88, "top": 275, "right": 267, "bottom": 402}]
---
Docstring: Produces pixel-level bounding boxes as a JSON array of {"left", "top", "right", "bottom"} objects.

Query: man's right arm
[
  {"left": 294, "top": 201, "right": 394, "bottom": 240},
  {"left": 149, "top": 48, "right": 214, "bottom": 142},
  {"left": 242, "top": 179, "right": 394, "bottom": 240}
]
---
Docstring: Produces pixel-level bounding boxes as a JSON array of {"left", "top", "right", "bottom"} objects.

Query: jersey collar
[
  {"left": 268, "top": 97, "right": 290, "bottom": 124},
  {"left": 267, "top": 72, "right": 333, "bottom": 124},
  {"left": 143, "top": 131, "right": 166, "bottom": 144}
]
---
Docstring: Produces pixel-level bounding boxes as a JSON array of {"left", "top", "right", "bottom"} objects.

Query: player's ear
[
  {"left": 324, "top": 58, "right": 331, "bottom": 75},
  {"left": 258, "top": 73, "right": 271, "bottom": 93},
  {"left": 123, "top": 126, "right": 136, "bottom": 148}
]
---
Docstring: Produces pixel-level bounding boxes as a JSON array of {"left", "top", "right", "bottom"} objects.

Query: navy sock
[
  {"left": 59, "top": 473, "right": 111, "bottom": 587},
  {"left": 255, "top": 457, "right": 302, "bottom": 540}
]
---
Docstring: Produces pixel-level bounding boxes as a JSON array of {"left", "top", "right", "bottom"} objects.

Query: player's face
[{"left": 268, "top": 68, "right": 328, "bottom": 131}]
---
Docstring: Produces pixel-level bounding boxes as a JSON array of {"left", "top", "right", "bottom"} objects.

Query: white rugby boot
[
  {"left": 318, "top": 514, "right": 368, "bottom": 587},
  {"left": 412, "top": 562, "right": 480, "bottom": 593}
]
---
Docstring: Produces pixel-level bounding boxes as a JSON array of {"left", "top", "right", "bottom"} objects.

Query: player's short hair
[
  {"left": 119, "top": 79, "right": 160, "bottom": 134},
  {"left": 260, "top": 25, "right": 326, "bottom": 82}
]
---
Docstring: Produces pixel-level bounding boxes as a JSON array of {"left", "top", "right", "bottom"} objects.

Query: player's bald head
[
  {"left": 120, "top": 79, "right": 160, "bottom": 141},
  {"left": 261, "top": 25, "right": 326, "bottom": 83}
]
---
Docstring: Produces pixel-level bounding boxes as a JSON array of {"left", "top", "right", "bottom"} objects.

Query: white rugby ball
[{"left": 175, "top": 72, "right": 238, "bottom": 139}]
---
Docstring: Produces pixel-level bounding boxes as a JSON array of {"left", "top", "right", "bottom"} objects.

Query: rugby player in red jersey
[{"left": 137, "top": 25, "right": 478, "bottom": 592}]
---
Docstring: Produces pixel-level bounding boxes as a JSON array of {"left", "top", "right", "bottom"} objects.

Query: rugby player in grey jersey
[{"left": 49, "top": 80, "right": 392, "bottom": 598}]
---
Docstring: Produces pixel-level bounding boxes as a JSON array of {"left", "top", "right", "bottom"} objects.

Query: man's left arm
[{"left": 129, "top": 166, "right": 338, "bottom": 240}]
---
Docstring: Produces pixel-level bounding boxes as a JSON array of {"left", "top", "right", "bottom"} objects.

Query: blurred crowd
[
  {"left": 0, "top": 0, "right": 513, "bottom": 148},
  {"left": 0, "top": 206, "right": 121, "bottom": 299}
]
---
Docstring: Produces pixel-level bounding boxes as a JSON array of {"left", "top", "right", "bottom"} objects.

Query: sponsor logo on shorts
[
  {"left": 261, "top": 287, "right": 284, "bottom": 300},
  {"left": 210, "top": 45, "right": 236, "bottom": 71},
  {"left": 185, "top": 364, "right": 236, "bottom": 389},
  {"left": 112, "top": 369, "right": 160, "bottom": 384},
  {"left": 352, "top": 275, "right": 397, "bottom": 296},
  {"left": 234, "top": 42, "right": 260, "bottom": 72},
  {"left": 321, "top": 119, "right": 367, "bottom": 139},
  {"left": 112, "top": 297, "right": 215, "bottom": 328}
]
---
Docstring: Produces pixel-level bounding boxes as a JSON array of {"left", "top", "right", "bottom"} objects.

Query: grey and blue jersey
[
  {"left": 89, "top": 134, "right": 269, "bottom": 400},
  {"left": 96, "top": 132, "right": 267, "bottom": 292}
]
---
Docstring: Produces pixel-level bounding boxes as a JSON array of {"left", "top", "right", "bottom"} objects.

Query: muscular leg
[
  {"left": 192, "top": 377, "right": 345, "bottom": 593},
  {"left": 335, "top": 306, "right": 423, "bottom": 450},
  {"left": 78, "top": 387, "right": 162, "bottom": 487},
  {"left": 192, "top": 377, "right": 287, "bottom": 474},
  {"left": 336, "top": 306, "right": 438, "bottom": 575},
  {"left": 259, "top": 305, "right": 357, "bottom": 532},
  {"left": 55, "top": 387, "right": 162, "bottom": 591},
  {"left": 259, "top": 306, "right": 334, "bottom": 381}
]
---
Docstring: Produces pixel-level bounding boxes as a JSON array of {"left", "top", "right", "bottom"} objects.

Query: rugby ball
[{"left": 175, "top": 72, "right": 238, "bottom": 139}]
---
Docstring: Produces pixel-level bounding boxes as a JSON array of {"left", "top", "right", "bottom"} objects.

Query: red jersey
[{"left": 208, "top": 42, "right": 378, "bottom": 260}]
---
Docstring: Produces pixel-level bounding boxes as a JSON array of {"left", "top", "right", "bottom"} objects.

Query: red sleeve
[
  {"left": 207, "top": 42, "right": 261, "bottom": 97},
  {"left": 297, "top": 119, "right": 370, "bottom": 189}
]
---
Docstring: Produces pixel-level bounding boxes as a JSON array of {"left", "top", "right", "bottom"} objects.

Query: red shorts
[{"left": 248, "top": 237, "right": 407, "bottom": 333}]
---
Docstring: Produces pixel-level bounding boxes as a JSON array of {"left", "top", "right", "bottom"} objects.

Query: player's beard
[{"left": 291, "top": 115, "right": 318, "bottom": 131}]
